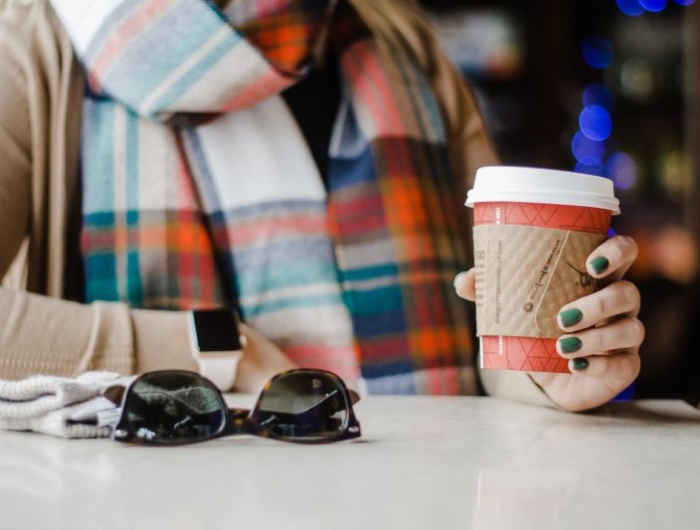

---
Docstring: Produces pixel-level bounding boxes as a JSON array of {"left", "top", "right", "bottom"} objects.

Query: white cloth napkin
[{"left": 0, "top": 372, "right": 130, "bottom": 439}]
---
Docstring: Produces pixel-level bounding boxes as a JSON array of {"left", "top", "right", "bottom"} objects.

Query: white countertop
[{"left": 1, "top": 396, "right": 699, "bottom": 530}]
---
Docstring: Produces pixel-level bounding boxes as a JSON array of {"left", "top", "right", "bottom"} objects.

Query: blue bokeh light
[
  {"left": 579, "top": 105, "right": 613, "bottom": 142},
  {"left": 571, "top": 131, "right": 605, "bottom": 165},
  {"left": 581, "top": 36, "right": 613, "bottom": 69},
  {"left": 639, "top": 0, "right": 667, "bottom": 11},
  {"left": 574, "top": 162, "right": 606, "bottom": 177},
  {"left": 616, "top": 0, "right": 645, "bottom": 15},
  {"left": 583, "top": 83, "right": 614, "bottom": 110},
  {"left": 606, "top": 152, "right": 638, "bottom": 190}
]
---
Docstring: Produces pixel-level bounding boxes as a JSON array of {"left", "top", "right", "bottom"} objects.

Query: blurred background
[{"left": 419, "top": 0, "right": 700, "bottom": 404}]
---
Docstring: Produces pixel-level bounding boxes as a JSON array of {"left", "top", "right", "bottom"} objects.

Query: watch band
[
  {"left": 193, "top": 350, "right": 243, "bottom": 393},
  {"left": 188, "top": 309, "right": 245, "bottom": 392}
]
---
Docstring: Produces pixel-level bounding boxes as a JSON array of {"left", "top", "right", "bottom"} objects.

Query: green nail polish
[
  {"left": 559, "top": 337, "right": 582, "bottom": 354},
  {"left": 590, "top": 256, "right": 609, "bottom": 275},
  {"left": 559, "top": 308, "right": 583, "bottom": 328},
  {"left": 572, "top": 358, "right": 589, "bottom": 371}
]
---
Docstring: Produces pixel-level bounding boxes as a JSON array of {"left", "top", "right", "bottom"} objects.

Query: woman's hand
[
  {"left": 235, "top": 323, "right": 297, "bottom": 393},
  {"left": 454, "top": 235, "right": 644, "bottom": 412}
]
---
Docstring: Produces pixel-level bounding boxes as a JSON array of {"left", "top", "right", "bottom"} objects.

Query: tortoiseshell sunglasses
[{"left": 109, "top": 369, "right": 361, "bottom": 446}]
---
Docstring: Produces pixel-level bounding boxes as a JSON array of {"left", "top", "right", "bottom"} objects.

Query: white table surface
[{"left": 1, "top": 396, "right": 699, "bottom": 530}]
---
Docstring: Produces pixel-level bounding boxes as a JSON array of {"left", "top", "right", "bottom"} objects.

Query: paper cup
[{"left": 466, "top": 166, "right": 620, "bottom": 373}]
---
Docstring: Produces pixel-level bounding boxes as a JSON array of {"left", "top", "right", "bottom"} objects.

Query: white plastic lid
[{"left": 465, "top": 166, "right": 620, "bottom": 214}]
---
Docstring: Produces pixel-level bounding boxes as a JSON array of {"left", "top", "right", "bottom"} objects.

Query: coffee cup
[{"left": 465, "top": 166, "right": 620, "bottom": 373}]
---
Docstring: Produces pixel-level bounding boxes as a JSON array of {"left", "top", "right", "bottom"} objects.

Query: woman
[{"left": 0, "top": 0, "right": 643, "bottom": 411}]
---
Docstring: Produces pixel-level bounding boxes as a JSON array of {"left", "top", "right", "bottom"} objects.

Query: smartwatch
[{"left": 188, "top": 308, "right": 246, "bottom": 392}]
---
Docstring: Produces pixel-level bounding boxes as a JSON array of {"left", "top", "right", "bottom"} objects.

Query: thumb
[{"left": 453, "top": 269, "right": 476, "bottom": 301}]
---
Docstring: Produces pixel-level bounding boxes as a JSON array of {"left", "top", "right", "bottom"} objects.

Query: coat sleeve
[
  {"left": 0, "top": 1, "right": 292, "bottom": 384},
  {"left": 0, "top": 1, "right": 201, "bottom": 380},
  {"left": 0, "top": 5, "right": 115, "bottom": 378},
  {"left": 0, "top": 14, "right": 31, "bottom": 281}
]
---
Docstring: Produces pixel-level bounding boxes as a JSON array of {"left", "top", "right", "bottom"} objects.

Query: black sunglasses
[{"left": 110, "top": 369, "right": 361, "bottom": 445}]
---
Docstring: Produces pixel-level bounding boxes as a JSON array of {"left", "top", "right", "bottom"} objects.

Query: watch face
[{"left": 190, "top": 309, "right": 242, "bottom": 352}]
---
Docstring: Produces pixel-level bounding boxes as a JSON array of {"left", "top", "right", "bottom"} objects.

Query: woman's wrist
[{"left": 131, "top": 309, "right": 296, "bottom": 394}]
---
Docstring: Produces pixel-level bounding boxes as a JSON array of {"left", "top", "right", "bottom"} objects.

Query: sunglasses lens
[
  {"left": 257, "top": 371, "right": 349, "bottom": 441},
  {"left": 119, "top": 372, "right": 226, "bottom": 444}
]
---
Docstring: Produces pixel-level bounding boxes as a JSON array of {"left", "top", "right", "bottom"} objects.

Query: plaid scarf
[{"left": 51, "top": 0, "right": 476, "bottom": 394}]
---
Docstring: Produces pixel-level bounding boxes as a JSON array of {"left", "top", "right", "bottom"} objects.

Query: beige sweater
[{"left": 0, "top": 0, "right": 552, "bottom": 406}]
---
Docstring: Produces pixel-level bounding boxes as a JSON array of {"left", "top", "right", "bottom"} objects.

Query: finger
[
  {"left": 557, "top": 280, "right": 641, "bottom": 331},
  {"left": 586, "top": 234, "right": 638, "bottom": 281},
  {"left": 556, "top": 317, "right": 645, "bottom": 358},
  {"left": 453, "top": 269, "right": 476, "bottom": 301},
  {"left": 566, "top": 350, "right": 641, "bottom": 387}
]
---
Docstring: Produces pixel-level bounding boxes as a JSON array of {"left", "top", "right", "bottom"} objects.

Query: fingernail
[
  {"left": 453, "top": 271, "right": 467, "bottom": 289},
  {"left": 558, "top": 337, "right": 582, "bottom": 354},
  {"left": 571, "top": 358, "right": 589, "bottom": 371},
  {"left": 558, "top": 308, "right": 583, "bottom": 328},
  {"left": 590, "top": 256, "right": 609, "bottom": 275}
]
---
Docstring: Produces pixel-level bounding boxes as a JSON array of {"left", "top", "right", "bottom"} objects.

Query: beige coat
[{"left": 0, "top": 0, "right": 552, "bottom": 405}]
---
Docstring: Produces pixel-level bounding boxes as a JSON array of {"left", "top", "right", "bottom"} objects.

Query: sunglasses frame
[{"left": 112, "top": 368, "right": 362, "bottom": 446}]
